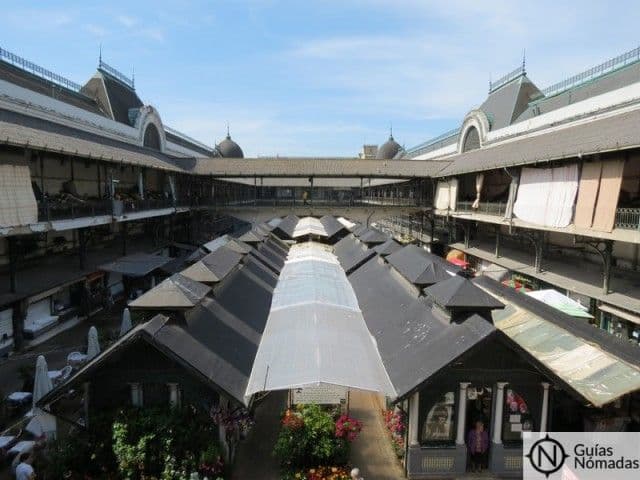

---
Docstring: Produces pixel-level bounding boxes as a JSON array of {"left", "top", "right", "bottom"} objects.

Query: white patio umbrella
[
  {"left": 87, "top": 326, "right": 100, "bottom": 360},
  {"left": 27, "top": 355, "right": 57, "bottom": 438},
  {"left": 120, "top": 308, "right": 133, "bottom": 337},
  {"left": 32, "top": 355, "right": 53, "bottom": 409}
]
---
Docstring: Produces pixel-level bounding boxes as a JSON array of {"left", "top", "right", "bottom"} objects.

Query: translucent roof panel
[
  {"left": 246, "top": 243, "right": 395, "bottom": 398},
  {"left": 337, "top": 217, "right": 356, "bottom": 230},
  {"left": 493, "top": 304, "right": 640, "bottom": 407},
  {"left": 292, "top": 216, "right": 327, "bottom": 238}
]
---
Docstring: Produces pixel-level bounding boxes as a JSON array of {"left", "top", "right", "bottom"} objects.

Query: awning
[
  {"left": 599, "top": 304, "right": 640, "bottom": 326},
  {"left": 492, "top": 303, "right": 640, "bottom": 407},
  {"left": 527, "top": 289, "right": 593, "bottom": 319},
  {"left": 246, "top": 243, "right": 395, "bottom": 399},
  {"left": 0, "top": 161, "right": 38, "bottom": 227},
  {"left": 99, "top": 253, "right": 172, "bottom": 277}
]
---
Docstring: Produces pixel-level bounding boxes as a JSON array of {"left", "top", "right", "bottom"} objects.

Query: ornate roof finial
[
  {"left": 99, "top": 44, "right": 102, "bottom": 65},
  {"left": 389, "top": 121, "right": 393, "bottom": 140},
  {"left": 522, "top": 48, "right": 526, "bottom": 73},
  {"left": 131, "top": 66, "right": 135, "bottom": 88},
  {"left": 226, "top": 121, "right": 230, "bottom": 139}
]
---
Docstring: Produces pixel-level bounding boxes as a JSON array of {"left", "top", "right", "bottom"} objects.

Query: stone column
[
  {"left": 409, "top": 392, "right": 420, "bottom": 446},
  {"left": 455, "top": 382, "right": 471, "bottom": 445},
  {"left": 492, "top": 382, "right": 508, "bottom": 444},
  {"left": 540, "top": 382, "right": 551, "bottom": 433}
]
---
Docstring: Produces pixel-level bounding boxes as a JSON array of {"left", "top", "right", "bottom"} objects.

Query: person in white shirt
[{"left": 15, "top": 452, "right": 35, "bottom": 480}]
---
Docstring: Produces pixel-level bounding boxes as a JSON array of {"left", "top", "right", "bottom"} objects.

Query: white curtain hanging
[
  {"left": 472, "top": 174, "right": 484, "bottom": 209},
  {"left": 513, "top": 165, "right": 578, "bottom": 228}
]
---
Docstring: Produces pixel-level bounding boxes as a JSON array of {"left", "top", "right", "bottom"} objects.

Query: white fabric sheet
[
  {"left": 434, "top": 182, "right": 450, "bottom": 210},
  {"left": 0, "top": 163, "right": 38, "bottom": 227},
  {"left": 513, "top": 165, "right": 578, "bottom": 228}
]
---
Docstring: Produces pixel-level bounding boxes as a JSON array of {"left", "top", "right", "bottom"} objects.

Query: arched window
[
  {"left": 143, "top": 123, "right": 161, "bottom": 151},
  {"left": 462, "top": 126, "right": 480, "bottom": 152}
]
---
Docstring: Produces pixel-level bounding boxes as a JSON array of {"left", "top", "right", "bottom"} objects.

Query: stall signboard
[{"left": 292, "top": 384, "right": 347, "bottom": 405}]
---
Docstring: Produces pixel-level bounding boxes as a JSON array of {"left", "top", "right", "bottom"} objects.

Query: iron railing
[
  {"left": 540, "top": 46, "right": 640, "bottom": 98},
  {"left": 37, "top": 200, "right": 112, "bottom": 222},
  {"left": 98, "top": 59, "right": 135, "bottom": 89},
  {"left": 489, "top": 64, "right": 526, "bottom": 93},
  {"left": 614, "top": 208, "right": 640, "bottom": 230},
  {"left": 405, "top": 127, "right": 460, "bottom": 157},
  {"left": 456, "top": 201, "right": 507, "bottom": 216},
  {"left": 0, "top": 46, "right": 84, "bottom": 92}
]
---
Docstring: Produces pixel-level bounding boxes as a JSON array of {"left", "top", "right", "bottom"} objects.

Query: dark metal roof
[
  {"left": 213, "top": 262, "right": 275, "bottom": 336},
  {"left": 100, "top": 72, "right": 143, "bottom": 125},
  {"left": 424, "top": 275, "right": 505, "bottom": 310},
  {"left": 376, "top": 135, "right": 402, "bottom": 160},
  {"left": 200, "top": 245, "right": 244, "bottom": 279},
  {"left": 99, "top": 252, "right": 172, "bottom": 277},
  {"left": 517, "top": 58, "right": 640, "bottom": 123},
  {"left": 373, "top": 238, "right": 402, "bottom": 256},
  {"left": 480, "top": 75, "right": 542, "bottom": 130},
  {"left": 272, "top": 215, "right": 299, "bottom": 239},
  {"left": 255, "top": 242, "right": 287, "bottom": 271},
  {"left": 242, "top": 254, "right": 279, "bottom": 289},
  {"left": 333, "top": 234, "right": 377, "bottom": 275},
  {"left": 216, "top": 134, "right": 244, "bottom": 158},
  {"left": 350, "top": 256, "right": 496, "bottom": 399},
  {"left": 357, "top": 227, "right": 389, "bottom": 245},
  {"left": 319, "top": 215, "right": 346, "bottom": 238},
  {"left": 385, "top": 244, "right": 459, "bottom": 286},
  {"left": 128, "top": 273, "right": 211, "bottom": 309}
]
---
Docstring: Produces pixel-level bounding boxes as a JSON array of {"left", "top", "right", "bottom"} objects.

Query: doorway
[{"left": 465, "top": 385, "right": 493, "bottom": 472}]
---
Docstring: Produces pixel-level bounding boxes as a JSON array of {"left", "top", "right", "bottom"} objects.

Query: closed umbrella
[
  {"left": 32, "top": 355, "right": 53, "bottom": 409},
  {"left": 120, "top": 308, "right": 132, "bottom": 337},
  {"left": 27, "top": 355, "right": 57, "bottom": 438},
  {"left": 87, "top": 326, "right": 100, "bottom": 360}
]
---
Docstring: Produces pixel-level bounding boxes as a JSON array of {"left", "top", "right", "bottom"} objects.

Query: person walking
[
  {"left": 15, "top": 452, "right": 35, "bottom": 480},
  {"left": 466, "top": 420, "right": 489, "bottom": 473}
]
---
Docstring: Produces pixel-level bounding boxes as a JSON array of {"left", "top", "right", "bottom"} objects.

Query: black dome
[
  {"left": 216, "top": 134, "right": 244, "bottom": 158},
  {"left": 376, "top": 134, "right": 402, "bottom": 160}
]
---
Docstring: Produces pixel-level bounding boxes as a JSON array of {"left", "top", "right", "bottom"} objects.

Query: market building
[{"left": 1, "top": 42, "right": 640, "bottom": 479}]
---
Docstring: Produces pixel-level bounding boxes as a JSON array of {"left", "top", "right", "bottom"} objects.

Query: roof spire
[
  {"left": 226, "top": 121, "right": 230, "bottom": 139},
  {"left": 389, "top": 121, "right": 393, "bottom": 140},
  {"left": 99, "top": 44, "right": 102, "bottom": 65},
  {"left": 522, "top": 48, "right": 526, "bottom": 73},
  {"left": 131, "top": 65, "right": 135, "bottom": 88}
]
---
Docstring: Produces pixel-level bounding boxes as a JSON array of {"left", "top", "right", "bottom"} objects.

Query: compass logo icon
[{"left": 526, "top": 434, "right": 570, "bottom": 478}]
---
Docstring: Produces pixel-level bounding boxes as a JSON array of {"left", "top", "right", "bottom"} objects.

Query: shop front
[{"left": 405, "top": 337, "right": 547, "bottom": 478}]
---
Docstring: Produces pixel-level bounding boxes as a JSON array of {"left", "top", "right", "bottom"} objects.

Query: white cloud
[
  {"left": 116, "top": 14, "right": 137, "bottom": 28},
  {"left": 84, "top": 24, "right": 109, "bottom": 38}
]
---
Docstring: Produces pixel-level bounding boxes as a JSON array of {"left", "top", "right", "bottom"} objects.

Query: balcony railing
[
  {"left": 37, "top": 200, "right": 112, "bottom": 222},
  {"left": 455, "top": 201, "right": 507, "bottom": 216},
  {"left": 120, "top": 198, "right": 175, "bottom": 214},
  {"left": 615, "top": 208, "right": 640, "bottom": 230}
]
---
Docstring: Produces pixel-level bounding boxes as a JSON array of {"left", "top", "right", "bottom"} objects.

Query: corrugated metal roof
[
  {"left": 0, "top": 108, "right": 184, "bottom": 172},
  {"left": 438, "top": 107, "right": 640, "bottom": 176}
]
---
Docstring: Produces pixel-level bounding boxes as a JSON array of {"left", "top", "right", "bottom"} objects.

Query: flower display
[
  {"left": 382, "top": 408, "right": 406, "bottom": 459},
  {"left": 334, "top": 415, "right": 363, "bottom": 442},
  {"left": 288, "top": 465, "right": 352, "bottom": 480}
]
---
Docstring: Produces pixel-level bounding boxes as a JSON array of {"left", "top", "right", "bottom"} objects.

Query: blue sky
[{"left": 2, "top": 1, "right": 639, "bottom": 156}]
